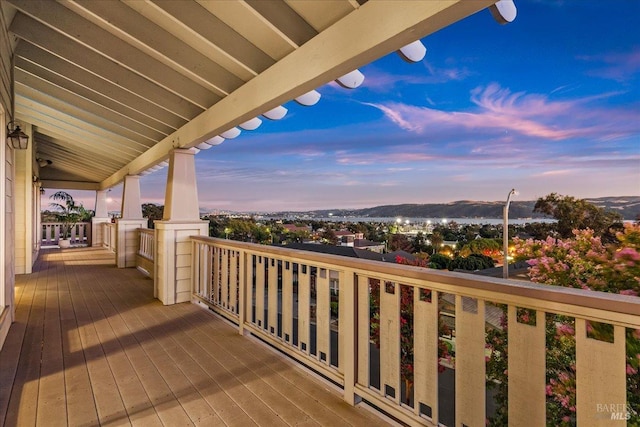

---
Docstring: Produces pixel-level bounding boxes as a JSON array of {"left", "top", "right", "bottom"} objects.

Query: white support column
[
  {"left": 155, "top": 148, "right": 207, "bottom": 305},
  {"left": 92, "top": 189, "right": 111, "bottom": 247},
  {"left": 14, "top": 123, "right": 33, "bottom": 274},
  {"left": 117, "top": 175, "right": 146, "bottom": 268}
]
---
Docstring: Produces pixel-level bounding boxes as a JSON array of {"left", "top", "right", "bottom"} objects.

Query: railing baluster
[
  {"left": 316, "top": 269, "right": 330, "bottom": 364},
  {"left": 268, "top": 258, "right": 278, "bottom": 335},
  {"left": 414, "top": 288, "right": 439, "bottom": 423},
  {"left": 229, "top": 251, "right": 238, "bottom": 314},
  {"left": 576, "top": 319, "right": 627, "bottom": 424},
  {"left": 221, "top": 249, "right": 229, "bottom": 309},
  {"left": 298, "top": 265, "right": 310, "bottom": 354},
  {"left": 189, "top": 236, "right": 640, "bottom": 427},
  {"left": 282, "top": 261, "right": 293, "bottom": 345},
  {"left": 507, "top": 305, "right": 546, "bottom": 426},
  {"left": 356, "top": 275, "right": 370, "bottom": 389},
  {"left": 455, "top": 296, "right": 486, "bottom": 425},
  {"left": 380, "top": 280, "right": 400, "bottom": 403},
  {"left": 255, "top": 256, "right": 265, "bottom": 329}
]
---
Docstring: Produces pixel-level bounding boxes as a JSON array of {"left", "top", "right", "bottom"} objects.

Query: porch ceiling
[{"left": 2, "top": 0, "right": 496, "bottom": 190}]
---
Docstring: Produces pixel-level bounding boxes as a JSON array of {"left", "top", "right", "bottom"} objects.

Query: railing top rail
[
  {"left": 191, "top": 235, "right": 640, "bottom": 324},
  {"left": 138, "top": 228, "right": 153, "bottom": 234},
  {"left": 42, "top": 221, "right": 91, "bottom": 225}
]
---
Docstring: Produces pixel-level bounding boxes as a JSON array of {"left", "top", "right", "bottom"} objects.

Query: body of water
[{"left": 295, "top": 216, "right": 556, "bottom": 225}]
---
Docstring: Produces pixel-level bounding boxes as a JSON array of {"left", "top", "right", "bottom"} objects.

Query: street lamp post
[{"left": 503, "top": 188, "right": 517, "bottom": 279}]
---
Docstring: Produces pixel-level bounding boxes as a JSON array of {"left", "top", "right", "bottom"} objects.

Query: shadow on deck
[{"left": 0, "top": 247, "right": 389, "bottom": 427}]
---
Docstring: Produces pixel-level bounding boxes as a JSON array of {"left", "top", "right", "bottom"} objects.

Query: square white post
[
  {"left": 155, "top": 149, "right": 208, "bottom": 305},
  {"left": 117, "top": 175, "right": 146, "bottom": 268}
]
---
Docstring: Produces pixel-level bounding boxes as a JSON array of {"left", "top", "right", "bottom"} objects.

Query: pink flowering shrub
[{"left": 486, "top": 223, "right": 640, "bottom": 426}]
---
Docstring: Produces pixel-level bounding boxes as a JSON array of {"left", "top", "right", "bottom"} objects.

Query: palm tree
[{"left": 49, "top": 191, "right": 87, "bottom": 242}]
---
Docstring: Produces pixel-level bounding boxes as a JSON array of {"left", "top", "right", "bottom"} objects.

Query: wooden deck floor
[{"left": 0, "top": 247, "right": 391, "bottom": 427}]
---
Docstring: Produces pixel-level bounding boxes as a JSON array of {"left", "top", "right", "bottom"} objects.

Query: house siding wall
[{"left": 0, "top": 5, "right": 15, "bottom": 349}]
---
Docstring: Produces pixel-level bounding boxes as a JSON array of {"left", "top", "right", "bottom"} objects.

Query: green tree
[
  {"left": 319, "top": 229, "right": 337, "bottom": 245},
  {"left": 429, "top": 253, "right": 450, "bottom": 270},
  {"left": 449, "top": 253, "right": 495, "bottom": 270},
  {"left": 534, "top": 193, "right": 622, "bottom": 239},
  {"left": 142, "top": 203, "right": 164, "bottom": 228},
  {"left": 49, "top": 191, "right": 89, "bottom": 239},
  {"left": 459, "top": 238, "right": 501, "bottom": 257}
]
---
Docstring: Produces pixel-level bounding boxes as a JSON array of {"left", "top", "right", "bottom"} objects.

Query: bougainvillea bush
[{"left": 486, "top": 223, "right": 640, "bottom": 426}]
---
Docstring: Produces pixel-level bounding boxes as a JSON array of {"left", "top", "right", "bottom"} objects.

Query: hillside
[{"left": 279, "top": 196, "right": 640, "bottom": 220}]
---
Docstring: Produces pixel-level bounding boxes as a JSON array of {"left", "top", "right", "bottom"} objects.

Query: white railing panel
[
  {"left": 455, "top": 296, "right": 486, "bottom": 426},
  {"left": 255, "top": 256, "right": 265, "bottom": 329},
  {"left": 508, "top": 306, "right": 546, "bottom": 426},
  {"left": 221, "top": 249, "right": 229, "bottom": 310},
  {"left": 298, "top": 266, "right": 311, "bottom": 355},
  {"left": 229, "top": 251, "right": 238, "bottom": 315},
  {"left": 316, "top": 269, "right": 330, "bottom": 365},
  {"left": 357, "top": 275, "right": 371, "bottom": 389},
  {"left": 414, "top": 288, "right": 439, "bottom": 423},
  {"left": 42, "top": 222, "right": 90, "bottom": 245},
  {"left": 191, "top": 237, "right": 640, "bottom": 427},
  {"left": 380, "top": 280, "right": 400, "bottom": 403},
  {"left": 282, "top": 262, "right": 294, "bottom": 345},
  {"left": 576, "top": 320, "right": 627, "bottom": 425},
  {"left": 268, "top": 258, "right": 278, "bottom": 336}
]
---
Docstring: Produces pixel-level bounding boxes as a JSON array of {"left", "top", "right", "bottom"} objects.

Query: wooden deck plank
[
  {"left": 59, "top": 268, "right": 100, "bottom": 426},
  {"left": 82, "top": 266, "right": 193, "bottom": 427},
  {"left": 36, "top": 261, "right": 67, "bottom": 427},
  {"left": 174, "top": 303, "right": 384, "bottom": 427},
  {"left": 107, "top": 282, "right": 255, "bottom": 427},
  {"left": 64, "top": 253, "right": 129, "bottom": 426},
  {"left": 4, "top": 261, "right": 47, "bottom": 427},
  {"left": 99, "top": 282, "right": 224, "bottom": 426},
  {"left": 73, "top": 256, "right": 164, "bottom": 427},
  {"left": 1, "top": 247, "right": 392, "bottom": 427},
  {"left": 0, "top": 260, "right": 39, "bottom": 425}
]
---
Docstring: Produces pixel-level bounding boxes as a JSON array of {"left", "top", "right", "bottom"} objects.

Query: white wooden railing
[
  {"left": 42, "top": 222, "right": 91, "bottom": 246},
  {"left": 191, "top": 236, "right": 640, "bottom": 427},
  {"left": 102, "top": 222, "right": 116, "bottom": 252},
  {"left": 136, "top": 228, "right": 154, "bottom": 278}
]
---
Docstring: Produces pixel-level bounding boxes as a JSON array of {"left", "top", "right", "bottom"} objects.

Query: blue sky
[{"left": 65, "top": 1, "right": 640, "bottom": 213}]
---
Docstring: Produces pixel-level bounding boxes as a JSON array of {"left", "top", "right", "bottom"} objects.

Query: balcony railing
[
  {"left": 191, "top": 236, "right": 640, "bottom": 426},
  {"left": 41, "top": 222, "right": 91, "bottom": 246},
  {"left": 136, "top": 228, "right": 154, "bottom": 278},
  {"left": 102, "top": 222, "right": 116, "bottom": 252}
]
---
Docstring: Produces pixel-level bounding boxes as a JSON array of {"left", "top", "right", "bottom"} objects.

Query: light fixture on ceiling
[
  {"left": 490, "top": 0, "right": 517, "bottom": 24},
  {"left": 220, "top": 127, "right": 241, "bottom": 139},
  {"left": 239, "top": 117, "right": 262, "bottom": 131},
  {"left": 204, "top": 136, "right": 225, "bottom": 146},
  {"left": 397, "top": 40, "right": 427, "bottom": 63},
  {"left": 295, "top": 90, "right": 321, "bottom": 106},
  {"left": 37, "top": 158, "right": 52, "bottom": 167},
  {"left": 262, "top": 106, "right": 288, "bottom": 120},
  {"left": 6, "top": 121, "right": 29, "bottom": 150},
  {"left": 335, "top": 69, "right": 365, "bottom": 89}
]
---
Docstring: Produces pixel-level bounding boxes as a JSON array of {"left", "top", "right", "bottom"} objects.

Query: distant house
[
  {"left": 335, "top": 230, "right": 364, "bottom": 246},
  {"left": 382, "top": 250, "right": 416, "bottom": 263},
  {"left": 354, "top": 239, "right": 385, "bottom": 253},
  {"left": 285, "top": 243, "right": 384, "bottom": 262}
]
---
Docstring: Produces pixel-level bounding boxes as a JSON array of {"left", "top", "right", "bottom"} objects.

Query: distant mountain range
[{"left": 269, "top": 196, "right": 640, "bottom": 220}]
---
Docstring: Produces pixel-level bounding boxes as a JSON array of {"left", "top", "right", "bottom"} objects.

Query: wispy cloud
[
  {"left": 357, "top": 62, "right": 472, "bottom": 93},
  {"left": 364, "top": 83, "right": 640, "bottom": 142},
  {"left": 578, "top": 48, "right": 640, "bottom": 82}
]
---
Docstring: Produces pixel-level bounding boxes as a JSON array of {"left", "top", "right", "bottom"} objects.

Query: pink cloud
[{"left": 366, "top": 83, "right": 640, "bottom": 142}]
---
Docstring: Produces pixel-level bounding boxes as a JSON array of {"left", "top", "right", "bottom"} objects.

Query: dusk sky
[{"left": 57, "top": 1, "right": 640, "bottom": 213}]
